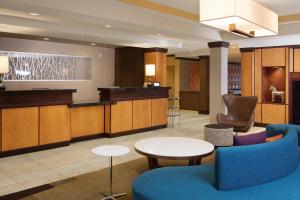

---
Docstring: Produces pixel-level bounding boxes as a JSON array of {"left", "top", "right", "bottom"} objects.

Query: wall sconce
[{"left": 0, "top": 56, "right": 9, "bottom": 90}]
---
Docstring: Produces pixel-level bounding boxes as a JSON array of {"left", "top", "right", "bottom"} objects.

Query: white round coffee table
[
  {"left": 92, "top": 145, "right": 130, "bottom": 200},
  {"left": 135, "top": 137, "right": 214, "bottom": 169}
]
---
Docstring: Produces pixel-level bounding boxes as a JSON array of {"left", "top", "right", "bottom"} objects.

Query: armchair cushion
[{"left": 217, "top": 94, "right": 257, "bottom": 132}]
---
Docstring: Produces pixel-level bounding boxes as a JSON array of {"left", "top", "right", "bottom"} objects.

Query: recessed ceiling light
[
  {"left": 105, "top": 25, "right": 112, "bottom": 28},
  {"left": 29, "top": 12, "right": 40, "bottom": 16},
  {"left": 43, "top": 37, "right": 50, "bottom": 41},
  {"left": 91, "top": 43, "right": 96, "bottom": 46}
]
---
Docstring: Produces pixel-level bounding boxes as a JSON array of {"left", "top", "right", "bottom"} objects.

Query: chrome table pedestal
[{"left": 92, "top": 145, "right": 130, "bottom": 200}]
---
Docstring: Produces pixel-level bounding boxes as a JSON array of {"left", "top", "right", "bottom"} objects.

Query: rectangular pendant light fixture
[{"left": 199, "top": 0, "right": 278, "bottom": 37}]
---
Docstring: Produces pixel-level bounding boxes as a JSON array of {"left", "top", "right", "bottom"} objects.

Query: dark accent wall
[
  {"left": 179, "top": 91, "right": 201, "bottom": 111},
  {"left": 199, "top": 56, "right": 210, "bottom": 114},
  {"left": 115, "top": 47, "right": 145, "bottom": 87}
]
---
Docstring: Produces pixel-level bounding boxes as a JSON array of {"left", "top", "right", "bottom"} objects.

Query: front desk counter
[
  {"left": 98, "top": 87, "right": 170, "bottom": 137},
  {"left": 0, "top": 87, "right": 169, "bottom": 157}
]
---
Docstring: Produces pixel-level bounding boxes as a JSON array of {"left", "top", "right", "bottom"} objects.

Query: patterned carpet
[{"left": 15, "top": 155, "right": 215, "bottom": 200}]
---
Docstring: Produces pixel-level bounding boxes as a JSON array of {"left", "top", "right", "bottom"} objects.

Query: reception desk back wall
[{"left": 0, "top": 37, "right": 115, "bottom": 102}]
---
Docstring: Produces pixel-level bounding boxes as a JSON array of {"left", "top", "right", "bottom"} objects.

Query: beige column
[{"left": 208, "top": 41, "right": 229, "bottom": 123}]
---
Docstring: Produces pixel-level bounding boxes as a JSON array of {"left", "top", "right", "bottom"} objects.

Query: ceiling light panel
[{"left": 199, "top": 0, "right": 278, "bottom": 37}]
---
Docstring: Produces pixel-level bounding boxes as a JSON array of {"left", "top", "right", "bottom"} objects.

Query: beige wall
[{"left": 0, "top": 38, "right": 115, "bottom": 102}]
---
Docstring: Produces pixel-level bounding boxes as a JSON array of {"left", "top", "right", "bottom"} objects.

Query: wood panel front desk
[
  {"left": 0, "top": 88, "right": 169, "bottom": 157},
  {"left": 98, "top": 87, "right": 169, "bottom": 136},
  {"left": 0, "top": 89, "right": 76, "bottom": 155}
]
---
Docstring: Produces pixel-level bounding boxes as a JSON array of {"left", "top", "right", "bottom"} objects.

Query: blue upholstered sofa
[{"left": 132, "top": 125, "right": 300, "bottom": 200}]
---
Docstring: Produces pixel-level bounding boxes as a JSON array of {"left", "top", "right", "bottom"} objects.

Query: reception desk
[
  {"left": 99, "top": 87, "right": 170, "bottom": 136},
  {"left": 0, "top": 87, "right": 169, "bottom": 157},
  {"left": 0, "top": 89, "right": 76, "bottom": 156}
]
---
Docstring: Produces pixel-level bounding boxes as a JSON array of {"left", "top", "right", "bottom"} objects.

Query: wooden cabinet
[
  {"left": 262, "top": 48, "right": 286, "bottom": 67},
  {"left": 107, "top": 101, "right": 133, "bottom": 134},
  {"left": 151, "top": 98, "right": 168, "bottom": 126},
  {"left": 294, "top": 48, "right": 300, "bottom": 72},
  {"left": 133, "top": 99, "right": 151, "bottom": 130},
  {"left": 254, "top": 49, "right": 262, "bottom": 102},
  {"left": 255, "top": 103, "right": 262, "bottom": 123},
  {"left": 2, "top": 107, "right": 39, "bottom": 151},
  {"left": 286, "top": 105, "right": 289, "bottom": 124},
  {"left": 70, "top": 106, "right": 104, "bottom": 138},
  {"left": 262, "top": 104, "right": 286, "bottom": 124},
  {"left": 241, "top": 51, "right": 253, "bottom": 96},
  {"left": 39, "top": 105, "right": 70, "bottom": 145},
  {"left": 145, "top": 51, "right": 167, "bottom": 86}
]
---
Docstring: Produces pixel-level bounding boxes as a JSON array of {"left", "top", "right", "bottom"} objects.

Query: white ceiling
[
  {"left": 150, "top": 0, "right": 300, "bottom": 16},
  {"left": 0, "top": 0, "right": 300, "bottom": 62},
  {"left": 150, "top": 0, "right": 199, "bottom": 14}
]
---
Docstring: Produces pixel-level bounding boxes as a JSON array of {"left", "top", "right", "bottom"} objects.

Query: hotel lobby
[{"left": 0, "top": 0, "right": 300, "bottom": 199}]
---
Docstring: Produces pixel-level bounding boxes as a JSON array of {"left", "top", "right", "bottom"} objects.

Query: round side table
[
  {"left": 92, "top": 145, "right": 130, "bottom": 200},
  {"left": 204, "top": 124, "right": 234, "bottom": 147}
]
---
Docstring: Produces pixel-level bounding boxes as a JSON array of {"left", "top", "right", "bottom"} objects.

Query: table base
[
  {"left": 147, "top": 157, "right": 202, "bottom": 169},
  {"left": 101, "top": 192, "right": 127, "bottom": 200}
]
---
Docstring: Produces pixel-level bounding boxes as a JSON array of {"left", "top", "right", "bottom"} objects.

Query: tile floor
[{"left": 0, "top": 110, "right": 210, "bottom": 196}]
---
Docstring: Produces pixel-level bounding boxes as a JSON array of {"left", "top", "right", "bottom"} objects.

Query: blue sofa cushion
[
  {"left": 215, "top": 127, "right": 299, "bottom": 190},
  {"left": 133, "top": 162, "right": 300, "bottom": 200}
]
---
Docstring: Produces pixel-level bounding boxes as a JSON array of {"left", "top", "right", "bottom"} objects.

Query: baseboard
[
  {"left": 70, "top": 133, "right": 106, "bottom": 142},
  {"left": 198, "top": 110, "right": 209, "bottom": 114},
  {"left": 107, "top": 125, "right": 167, "bottom": 138},
  {"left": 0, "top": 141, "right": 70, "bottom": 158}
]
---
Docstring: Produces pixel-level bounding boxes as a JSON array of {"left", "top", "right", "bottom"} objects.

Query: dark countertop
[
  {"left": 98, "top": 87, "right": 170, "bottom": 101},
  {"left": 98, "top": 87, "right": 171, "bottom": 91},
  {"left": 0, "top": 89, "right": 77, "bottom": 108},
  {"left": 69, "top": 100, "right": 116, "bottom": 107},
  {"left": 0, "top": 89, "right": 77, "bottom": 95}
]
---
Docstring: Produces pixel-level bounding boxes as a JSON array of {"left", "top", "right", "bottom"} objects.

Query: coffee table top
[
  {"left": 92, "top": 145, "right": 130, "bottom": 157},
  {"left": 135, "top": 137, "right": 214, "bottom": 159}
]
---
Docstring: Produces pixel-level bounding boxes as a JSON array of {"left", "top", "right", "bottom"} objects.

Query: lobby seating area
[
  {"left": 133, "top": 125, "right": 300, "bottom": 199},
  {"left": 1, "top": 0, "right": 300, "bottom": 199}
]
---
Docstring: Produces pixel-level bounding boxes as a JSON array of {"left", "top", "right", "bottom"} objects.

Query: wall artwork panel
[
  {"left": 189, "top": 63, "right": 200, "bottom": 91},
  {"left": 0, "top": 51, "right": 92, "bottom": 80}
]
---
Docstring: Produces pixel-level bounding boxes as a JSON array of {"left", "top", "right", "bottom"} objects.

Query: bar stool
[
  {"left": 92, "top": 145, "right": 130, "bottom": 200},
  {"left": 168, "top": 96, "right": 180, "bottom": 127}
]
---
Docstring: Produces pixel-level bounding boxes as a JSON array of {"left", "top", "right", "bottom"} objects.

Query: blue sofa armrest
[
  {"left": 215, "top": 127, "right": 299, "bottom": 191},
  {"left": 267, "top": 124, "right": 300, "bottom": 145}
]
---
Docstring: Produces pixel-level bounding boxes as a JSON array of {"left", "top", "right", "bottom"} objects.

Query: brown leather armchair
[{"left": 217, "top": 94, "right": 258, "bottom": 132}]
